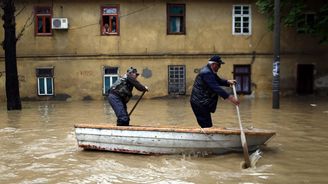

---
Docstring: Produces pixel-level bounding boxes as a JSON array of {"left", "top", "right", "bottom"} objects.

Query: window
[
  {"left": 168, "top": 65, "right": 186, "bottom": 95},
  {"left": 233, "top": 5, "right": 251, "bottom": 35},
  {"left": 103, "top": 66, "right": 119, "bottom": 95},
  {"left": 233, "top": 65, "right": 251, "bottom": 94},
  {"left": 35, "top": 7, "right": 52, "bottom": 35},
  {"left": 101, "top": 6, "right": 119, "bottom": 35},
  {"left": 167, "top": 4, "right": 185, "bottom": 34},
  {"left": 36, "top": 68, "right": 54, "bottom": 96},
  {"left": 297, "top": 13, "right": 316, "bottom": 33}
]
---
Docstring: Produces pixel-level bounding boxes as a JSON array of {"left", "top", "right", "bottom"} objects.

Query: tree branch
[{"left": 16, "top": 11, "right": 33, "bottom": 42}]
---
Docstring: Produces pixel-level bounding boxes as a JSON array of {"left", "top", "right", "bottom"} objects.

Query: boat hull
[{"left": 74, "top": 124, "right": 275, "bottom": 155}]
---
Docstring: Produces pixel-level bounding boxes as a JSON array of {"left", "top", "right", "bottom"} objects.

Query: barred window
[{"left": 168, "top": 65, "right": 186, "bottom": 95}]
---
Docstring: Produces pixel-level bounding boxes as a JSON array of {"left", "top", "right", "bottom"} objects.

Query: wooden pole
[
  {"left": 233, "top": 84, "right": 251, "bottom": 168},
  {"left": 129, "top": 91, "right": 146, "bottom": 116}
]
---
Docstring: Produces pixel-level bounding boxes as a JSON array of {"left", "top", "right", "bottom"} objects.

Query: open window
[{"left": 101, "top": 6, "right": 119, "bottom": 35}]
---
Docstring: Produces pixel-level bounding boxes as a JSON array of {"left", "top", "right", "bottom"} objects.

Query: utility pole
[{"left": 272, "top": 0, "right": 280, "bottom": 109}]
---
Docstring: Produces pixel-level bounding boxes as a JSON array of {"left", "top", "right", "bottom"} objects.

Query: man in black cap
[
  {"left": 190, "top": 55, "right": 239, "bottom": 128},
  {"left": 108, "top": 67, "right": 148, "bottom": 126}
]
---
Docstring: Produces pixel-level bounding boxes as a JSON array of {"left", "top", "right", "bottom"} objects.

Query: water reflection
[{"left": 0, "top": 96, "right": 328, "bottom": 183}]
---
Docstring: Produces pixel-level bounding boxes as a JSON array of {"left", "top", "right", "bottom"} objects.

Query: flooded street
[{"left": 1, "top": 96, "right": 328, "bottom": 184}]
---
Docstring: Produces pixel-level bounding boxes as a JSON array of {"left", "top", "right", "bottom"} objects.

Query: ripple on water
[
  {"left": 0, "top": 98, "right": 328, "bottom": 183},
  {"left": 66, "top": 157, "right": 200, "bottom": 183}
]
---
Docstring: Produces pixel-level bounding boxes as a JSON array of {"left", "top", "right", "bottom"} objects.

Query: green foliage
[
  {"left": 315, "top": 4, "right": 328, "bottom": 44},
  {"left": 282, "top": 1, "right": 306, "bottom": 26},
  {"left": 256, "top": 0, "right": 275, "bottom": 30},
  {"left": 256, "top": 0, "right": 328, "bottom": 44}
]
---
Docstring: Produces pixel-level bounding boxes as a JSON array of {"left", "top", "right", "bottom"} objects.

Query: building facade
[{"left": 0, "top": 0, "right": 327, "bottom": 101}]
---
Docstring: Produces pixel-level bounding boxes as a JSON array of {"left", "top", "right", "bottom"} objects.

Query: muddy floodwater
[{"left": 0, "top": 96, "right": 328, "bottom": 184}]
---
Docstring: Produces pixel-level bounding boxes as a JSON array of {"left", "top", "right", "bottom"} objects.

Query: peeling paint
[{"left": 74, "top": 124, "right": 276, "bottom": 155}]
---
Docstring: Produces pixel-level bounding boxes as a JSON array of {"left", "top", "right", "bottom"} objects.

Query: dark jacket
[
  {"left": 109, "top": 75, "right": 147, "bottom": 103},
  {"left": 190, "top": 64, "right": 230, "bottom": 112}
]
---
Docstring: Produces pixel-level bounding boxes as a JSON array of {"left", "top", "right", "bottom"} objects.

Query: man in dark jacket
[
  {"left": 108, "top": 67, "right": 148, "bottom": 126},
  {"left": 190, "top": 55, "right": 239, "bottom": 128}
]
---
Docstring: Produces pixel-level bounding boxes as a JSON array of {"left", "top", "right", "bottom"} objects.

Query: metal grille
[{"left": 168, "top": 65, "right": 186, "bottom": 95}]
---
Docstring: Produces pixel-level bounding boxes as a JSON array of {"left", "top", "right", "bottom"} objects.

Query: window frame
[
  {"left": 36, "top": 67, "right": 54, "bottom": 96},
  {"left": 35, "top": 6, "right": 52, "bottom": 36},
  {"left": 167, "top": 4, "right": 186, "bottom": 35},
  {"left": 103, "top": 66, "right": 119, "bottom": 95},
  {"left": 232, "top": 5, "right": 252, "bottom": 35},
  {"left": 233, "top": 65, "right": 251, "bottom": 95},
  {"left": 37, "top": 77, "right": 54, "bottom": 96},
  {"left": 101, "top": 5, "right": 120, "bottom": 36}
]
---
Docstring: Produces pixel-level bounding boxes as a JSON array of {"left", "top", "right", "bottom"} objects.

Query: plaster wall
[{"left": 0, "top": 0, "right": 327, "bottom": 101}]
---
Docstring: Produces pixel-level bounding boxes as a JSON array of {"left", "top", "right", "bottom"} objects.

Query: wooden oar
[
  {"left": 232, "top": 84, "right": 251, "bottom": 168},
  {"left": 129, "top": 90, "right": 146, "bottom": 116}
]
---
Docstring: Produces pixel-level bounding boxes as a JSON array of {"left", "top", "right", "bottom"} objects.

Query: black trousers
[
  {"left": 108, "top": 93, "right": 130, "bottom": 126},
  {"left": 190, "top": 102, "right": 213, "bottom": 128}
]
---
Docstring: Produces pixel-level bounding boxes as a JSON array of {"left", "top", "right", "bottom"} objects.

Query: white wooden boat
[{"left": 74, "top": 124, "right": 275, "bottom": 155}]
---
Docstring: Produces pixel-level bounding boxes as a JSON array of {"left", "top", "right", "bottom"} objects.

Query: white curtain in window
[{"left": 175, "top": 17, "right": 181, "bottom": 32}]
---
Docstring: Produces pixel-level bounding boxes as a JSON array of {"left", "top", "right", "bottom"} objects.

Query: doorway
[
  {"left": 233, "top": 65, "right": 251, "bottom": 94},
  {"left": 297, "top": 64, "right": 314, "bottom": 95}
]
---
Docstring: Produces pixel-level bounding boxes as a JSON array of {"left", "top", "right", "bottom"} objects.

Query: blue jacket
[{"left": 190, "top": 64, "right": 230, "bottom": 112}]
